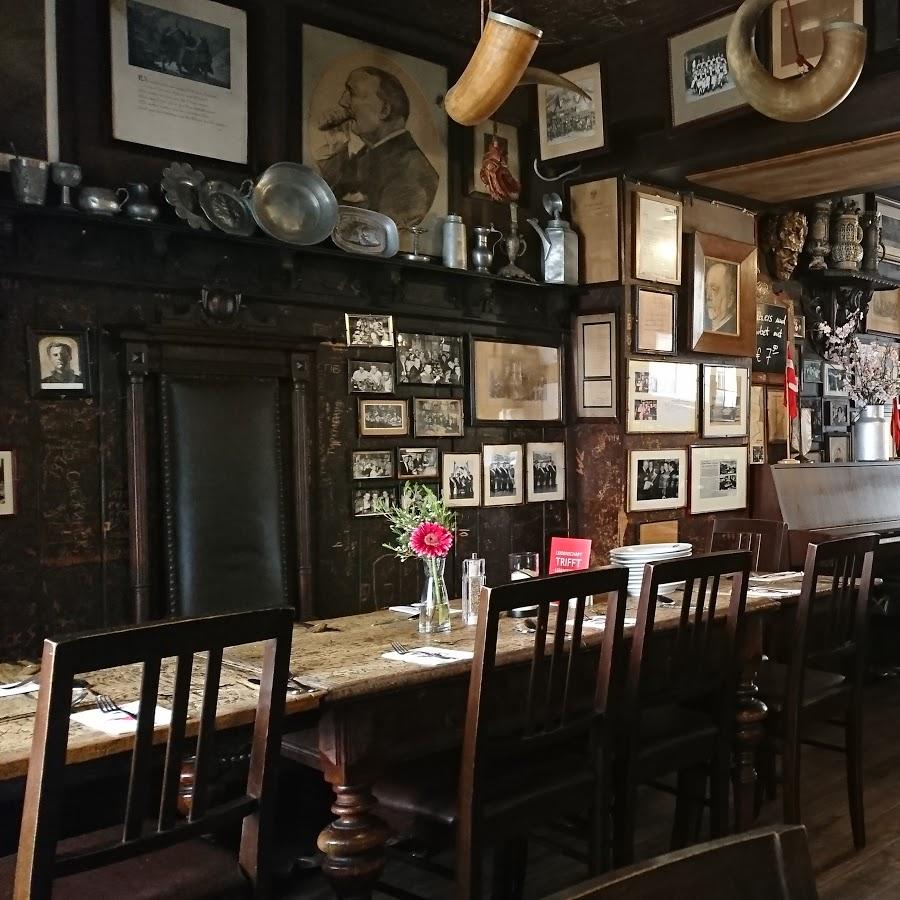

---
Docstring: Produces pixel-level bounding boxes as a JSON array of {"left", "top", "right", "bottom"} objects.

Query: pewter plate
[
  {"left": 332, "top": 206, "right": 399, "bottom": 258},
  {"left": 250, "top": 162, "right": 338, "bottom": 245},
  {"left": 199, "top": 180, "right": 255, "bottom": 237},
  {"left": 161, "top": 162, "right": 211, "bottom": 231}
]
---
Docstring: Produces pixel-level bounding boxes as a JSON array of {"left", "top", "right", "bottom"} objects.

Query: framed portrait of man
[
  {"left": 301, "top": 25, "right": 447, "bottom": 257},
  {"left": 28, "top": 328, "right": 92, "bottom": 398}
]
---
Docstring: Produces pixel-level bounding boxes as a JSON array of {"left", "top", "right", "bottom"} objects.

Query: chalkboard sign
[{"left": 754, "top": 302, "right": 789, "bottom": 374}]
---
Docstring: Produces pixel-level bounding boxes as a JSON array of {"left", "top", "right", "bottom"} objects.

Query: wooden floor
[{"left": 280, "top": 676, "right": 900, "bottom": 898}]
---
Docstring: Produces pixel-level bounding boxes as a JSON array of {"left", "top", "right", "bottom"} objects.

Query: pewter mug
[
  {"left": 10, "top": 157, "right": 48, "bottom": 206},
  {"left": 123, "top": 182, "right": 159, "bottom": 223},
  {"left": 79, "top": 186, "right": 128, "bottom": 216}
]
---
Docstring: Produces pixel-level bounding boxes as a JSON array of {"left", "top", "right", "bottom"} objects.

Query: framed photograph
[
  {"left": 794, "top": 314, "right": 806, "bottom": 340},
  {"left": 574, "top": 313, "right": 617, "bottom": 420},
  {"left": 0, "top": 450, "right": 16, "bottom": 517},
  {"left": 626, "top": 359, "right": 699, "bottom": 434},
  {"left": 396, "top": 332, "right": 464, "bottom": 385},
  {"left": 569, "top": 177, "right": 621, "bottom": 284},
  {"left": 353, "top": 486, "right": 397, "bottom": 518},
  {"left": 702, "top": 365, "right": 749, "bottom": 438},
  {"left": 358, "top": 399, "right": 408, "bottom": 437},
  {"left": 109, "top": 0, "right": 248, "bottom": 163},
  {"left": 823, "top": 364, "right": 848, "bottom": 397},
  {"left": 397, "top": 447, "right": 439, "bottom": 479},
  {"left": 482, "top": 444, "right": 523, "bottom": 507},
  {"left": 827, "top": 433, "right": 851, "bottom": 463},
  {"left": 537, "top": 63, "right": 605, "bottom": 161},
  {"left": 28, "top": 329, "right": 92, "bottom": 397},
  {"left": 471, "top": 338, "right": 563, "bottom": 424},
  {"left": 690, "top": 232, "right": 757, "bottom": 356},
  {"left": 628, "top": 448, "right": 687, "bottom": 512},
  {"left": 469, "top": 120, "right": 520, "bottom": 199},
  {"left": 749, "top": 384, "right": 767, "bottom": 464},
  {"left": 348, "top": 360, "right": 394, "bottom": 394},
  {"left": 526, "top": 442, "right": 566, "bottom": 503},
  {"left": 801, "top": 356, "right": 823, "bottom": 388},
  {"left": 302, "top": 25, "right": 447, "bottom": 257},
  {"left": 634, "top": 191, "right": 683, "bottom": 286},
  {"left": 801, "top": 395, "right": 823, "bottom": 436},
  {"left": 668, "top": 13, "right": 745, "bottom": 127},
  {"left": 442, "top": 452, "right": 481, "bottom": 508},
  {"left": 413, "top": 398, "right": 464, "bottom": 438},
  {"left": 766, "top": 386, "right": 788, "bottom": 443},
  {"left": 401, "top": 482, "right": 439, "bottom": 509},
  {"left": 825, "top": 399, "right": 851, "bottom": 431},
  {"left": 352, "top": 450, "right": 394, "bottom": 480},
  {"left": 771, "top": 0, "right": 863, "bottom": 79},
  {"left": 345, "top": 314, "right": 394, "bottom": 348},
  {"left": 633, "top": 287, "right": 677, "bottom": 355},
  {"left": 865, "top": 289, "right": 900, "bottom": 337},
  {"left": 876, "top": 197, "right": 900, "bottom": 265},
  {"left": 689, "top": 445, "right": 748, "bottom": 514}
]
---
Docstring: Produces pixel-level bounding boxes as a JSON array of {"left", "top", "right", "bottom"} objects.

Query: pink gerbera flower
[{"left": 409, "top": 521, "right": 453, "bottom": 558}]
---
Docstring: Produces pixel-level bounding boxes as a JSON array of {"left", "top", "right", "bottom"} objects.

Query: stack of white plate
[{"left": 609, "top": 542, "right": 693, "bottom": 597}]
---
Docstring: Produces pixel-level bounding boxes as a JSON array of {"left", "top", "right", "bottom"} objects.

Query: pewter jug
[
  {"left": 860, "top": 212, "right": 885, "bottom": 272},
  {"left": 471, "top": 224, "right": 501, "bottom": 273},
  {"left": 123, "top": 182, "right": 159, "bottom": 223},
  {"left": 830, "top": 198, "right": 864, "bottom": 271},
  {"left": 79, "top": 186, "right": 128, "bottom": 216},
  {"left": 526, "top": 193, "right": 578, "bottom": 285}
]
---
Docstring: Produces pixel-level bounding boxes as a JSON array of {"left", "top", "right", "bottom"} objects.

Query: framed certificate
[
  {"left": 633, "top": 287, "right": 677, "bottom": 355},
  {"left": 634, "top": 191, "right": 682, "bottom": 285}
]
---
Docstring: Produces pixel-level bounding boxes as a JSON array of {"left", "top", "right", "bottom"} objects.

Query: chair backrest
[
  {"left": 458, "top": 566, "right": 630, "bottom": 822},
  {"left": 625, "top": 550, "right": 751, "bottom": 732},
  {"left": 544, "top": 825, "right": 818, "bottom": 899},
  {"left": 14, "top": 607, "right": 294, "bottom": 900},
  {"left": 707, "top": 517, "right": 788, "bottom": 573}
]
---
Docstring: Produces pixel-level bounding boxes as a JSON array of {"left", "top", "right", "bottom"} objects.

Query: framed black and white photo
[
  {"left": 633, "top": 287, "right": 677, "bottom": 355},
  {"left": 537, "top": 63, "right": 605, "bottom": 161},
  {"left": 469, "top": 120, "right": 520, "bottom": 198},
  {"left": 793, "top": 314, "right": 806, "bottom": 340},
  {"left": 689, "top": 445, "right": 748, "bottom": 514},
  {"left": 668, "top": 13, "right": 745, "bottom": 127},
  {"left": 526, "top": 442, "right": 566, "bottom": 503},
  {"left": 358, "top": 399, "right": 408, "bottom": 437},
  {"left": 396, "top": 332, "right": 463, "bottom": 385},
  {"left": 348, "top": 360, "right": 394, "bottom": 394},
  {"left": 442, "top": 452, "right": 481, "bottom": 508},
  {"left": 413, "top": 398, "right": 464, "bottom": 438},
  {"left": 628, "top": 448, "right": 687, "bottom": 512},
  {"left": 634, "top": 191, "right": 682, "bottom": 286},
  {"left": 397, "top": 447, "right": 439, "bottom": 479},
  {"left": 702, "top": 364, "right": 749, "bottom": 438},
  {"left": 352, "top": 450, "right": 394, "bottom": 480},
  {"left": 28, "top": 328, "right": 92, "bottom": 397},
  {"left": 801, "top": 356, "right": 823, "bottom": 389},
  {"left": 771, "top": 0, "right": 863, "bottom": 79},
  {"left": 825, "top": 399, "right": 850, "bottom": 431},
  {"left": 823, "top": 364, "right": 848, "bottom": 397},
  {"left": 0, "top": 449, "right": 16, "bottom": 517},
  {"left": 866, "top": 289, "right": 900, "bottom": 337},
  {"left": 353, "top": 486, "right": 397, "bottom": 517},
  {"left": 750, "top": 384, "right": 767, "bottom": 464},
  {"left": 482, "top": 444, "right": 523, "bottom": 507},
  {"left": 574, "top": 312, "right": 617, "bottom": 420},
  {"left": 876, "top": 197, "right": 900, "bottom": 265},
  {"left": 827, "top": 434, "right": 851, "bottom": 463},
  {"left": 799, "top": 396, "right": 823, "bottom": 455},
  {"left": 471, "top": 338, "right": 563, "bottom": 425},
  {"left": 401, "top": 482, "right": 439, "bottom": 510},
  {"left": 345, "top": 313, "right": 394, "bottom": 348},
  {"left": 110, "top": 0, "right": 248, "bottom": 163},
  {"left": 626, "top": 359, "right": 699, "bottom": 434}
]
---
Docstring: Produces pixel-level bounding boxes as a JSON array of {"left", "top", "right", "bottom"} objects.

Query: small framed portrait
[
  {"left": 482, "top": 444, "right": 523, "bottom": 507},
  {"left": 396, "top": 332, "right": 464, "bottom": 386},
  {"left": 526, "top": 442, "right": 566, "bottom": 503},
  {"left": 28, "top": 329, "right": 91, "bottom": 397},
  {"left": 537, "top": 63, "right": 605, "bottom": 161},
  {"left": 626, "top": 359, "right": 699, "bottom": 434},
  {"left": 358, "top": 399, "right": 408, "bottom": 437},
  {"left": 0, "top": 449, "right": 17, "bottom": 517},
  {"left": 633, "top": 287, "right": 677, "bottom": 355},
  {"left": 348, "top": 360, "right": 395, "bottom": 394},
  {"left": 749, "top": 384, "right": 767, "bottom": 464},
  {"left": 413, "top": 398, "right": 464, "bottom": 438},
  {"left": 702, "top": 365, "right": 749, "bottom": 438},
  {"left": 352, "top": 450, "right": 394, "bottom": 480},
  {"left": 574, "top": 312, "right": 617, "bottom": 420},
  {"left": 690, "top": 232, "right": 757, "bottom": 356},
  {"left": 345, "top": 313, "right": 395, "bottom": 347},
  {"left": 471, "top": 338, "right": 563, "bottom": 425},
  {"left": 827, "top": 433, "right": 851, "bottom": 463},
  {"left": 689, "top": 445, "right": 748, "bottom": 515},
  {"left": 771, "top": 0, "right": 863, "bottom": 80},
  {"left": 468, "top": 120, "right": 520, "bottom": 199},
  {"left": 353, "top": 486, "right": 397, "bottom": 518},
  {"left": 397, "top": 447, "right": 439, "bottom": 479},
  {"left": 823, "top": 364, "right": 848, "bottom": 397},
  {"left": 801, "top": 356, "right": 823, "bottom": 389},
  {"left": 442, "top": 452, "right": 481, "bottom": 508},
  {"left": 825, "top": 399, "right": 851, "bottom": 431},
  {"left": 876, "top": 197, "right": 900, "bottom": 266},
  {"left": 628, "top": 448, "right": 687, "bottom": 512},
  {"left": 793, "top": 314, "right": 806, "bottom": 340},
  {"left": 634, "top": 191, "right": 683, "bottom": 286}
]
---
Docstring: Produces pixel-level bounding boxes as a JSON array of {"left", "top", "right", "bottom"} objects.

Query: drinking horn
[
  {"left": 726, "top": 0, "right": 866, "bottom": 123},
  {"left": 444, "top": 12, "right": 590, "bottom": 126}
]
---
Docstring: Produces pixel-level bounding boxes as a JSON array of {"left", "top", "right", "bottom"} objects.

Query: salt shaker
[{"left": 462, "top": 554, "right": 486, "bottom": 626}]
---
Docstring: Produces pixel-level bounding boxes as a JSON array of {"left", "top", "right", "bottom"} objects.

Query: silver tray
[
  {"left": 161, "top": 162, "right": 211, "bottom": 231},
  {"left": 199, "top": 179, "right": 255, "bottom": 237},
  {"left": 332, "top": 206, "right": 399, "bottom": 258},
  {"left": 249, "top": 162, "right": 338, "bottom": 245}
]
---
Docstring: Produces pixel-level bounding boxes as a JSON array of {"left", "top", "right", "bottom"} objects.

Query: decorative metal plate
[
  {"left": 332, "top": 206, "right": 399, "bottom": 258},
  {"left": 161, "top": 162, "right": 211, "bottom": 231},
  {"left": 198, "top": 179, "right": 256, "bottom": 237}
]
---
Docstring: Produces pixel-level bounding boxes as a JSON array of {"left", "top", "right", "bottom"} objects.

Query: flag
[
  {"left": 784, "top": 343, "right": 799, "bottom": 420},
  {"left": 892, "top": 397, "right": 900, "bottom": 454}
]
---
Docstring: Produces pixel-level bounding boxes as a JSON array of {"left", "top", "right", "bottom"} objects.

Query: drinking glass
[{"left": 508, "top": 552, "right": 540, "bottom": 617}]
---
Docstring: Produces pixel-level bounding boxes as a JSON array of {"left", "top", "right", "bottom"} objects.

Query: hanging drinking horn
[
  {"left": 444, "top": 12, "right": 590, "bottom": 126},
  {"left": 726, "top": 0, "right": 866, "bottom": 123}
]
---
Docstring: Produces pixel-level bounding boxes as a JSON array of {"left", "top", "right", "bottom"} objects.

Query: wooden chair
[
  {"left": 707, "top": 517, "right": 788, "bottom": 573},
  {"left": 372, "top": 565, "right": 631, "bottom": 899},
  {"left": 756, "top": 533, "right": 877, "bottom": 849},
  {"left": 614, "top": 549, "right": 751, "bottom": 866},
  {"left": 1, "top": 607, "right": 293, "bottom": 900},
  {"left": 544, "top": 825, "right": 818, "bottom": 899}
]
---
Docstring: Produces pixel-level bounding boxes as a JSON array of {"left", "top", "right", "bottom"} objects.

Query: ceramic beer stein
[{"left": 830, "top": 198, "right": 864, "bottom": 271}]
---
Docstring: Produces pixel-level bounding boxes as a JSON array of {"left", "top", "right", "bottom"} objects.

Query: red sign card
[{"left": 549, "top": 538, "right": 592, "bottom": 574}]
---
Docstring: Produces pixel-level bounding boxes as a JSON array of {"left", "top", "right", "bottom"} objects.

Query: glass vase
[{"left": 419, "top": 556, "right": 451, "bottom": 634}]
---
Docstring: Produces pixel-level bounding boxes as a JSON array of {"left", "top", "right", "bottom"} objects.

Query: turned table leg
[{"left": 317, "top": 783, "right": 390, "bottom": 899}]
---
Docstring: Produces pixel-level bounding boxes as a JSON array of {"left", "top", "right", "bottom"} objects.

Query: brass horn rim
[
  {"left": 823, "top": 21, "right": 865, "bottom": 34},
  {"left": 486, "top": 11, "right": 543, "bottom": 38}
]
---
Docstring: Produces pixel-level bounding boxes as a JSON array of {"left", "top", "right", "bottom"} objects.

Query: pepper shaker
[{"left": 462, "top": 554, "right": 486, "bottom": 626}]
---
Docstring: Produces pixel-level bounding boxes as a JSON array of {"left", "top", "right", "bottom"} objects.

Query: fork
[
  {"left": 390, "top": 640, "right": 457, "bottom": 661},
  {"left": 95, "top": 694, "right": 138, "bottom": 720}
]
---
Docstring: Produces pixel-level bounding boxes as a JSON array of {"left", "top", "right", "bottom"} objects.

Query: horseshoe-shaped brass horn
[{"left": 726, "top": 0, "right": 866, "bottom": 123}]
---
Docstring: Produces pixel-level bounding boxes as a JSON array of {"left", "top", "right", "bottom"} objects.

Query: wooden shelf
[{"left": 806, "top": 268, "right": 900, "bottom": 292}]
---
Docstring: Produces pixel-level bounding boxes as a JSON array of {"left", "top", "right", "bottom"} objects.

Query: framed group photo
[
  {"left": 397, "top": 447, "right": 439, "bottom": 479},
  {"left": 413, "top": 398, "right": 464, "bottom": 438},
  {"left": 345, "top": 313, "right": 395, "bottom": 347},
  {"left": 482, "top": 444, "right": 523, "bottom": 507},
  {"left": 526, "top": 442, "right": 566, "bottom": 503},
  {"left": 353, "top": 486, "right": 397, "bottom": 518},
  {"left": 626, "top": 359, "right": 699, "bottom": 434},
  {"left": 348, "top": 360, "right": 394, "bottom": 394},
  {"left": 351, "top": 449, "right": 394, "bottom": 480},
  {"left": 442, "top": 452, "right": 481, "bottom": 508},
  {"left": 536, "top": 63, "right": 605, "bottom": 161},
  {"left": 28, "top": 328, "right": 92, "bottom": 398},
  {"left": 628, "top": 448, "right": 687, "bottom": 513},
  {"left": 358, "top": 399, "right": 408, "bottom": 436},
  {"left": 396, "top": 332, "right": 464, "bottom": 385}
]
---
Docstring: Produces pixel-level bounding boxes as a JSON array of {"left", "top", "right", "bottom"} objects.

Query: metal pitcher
[{"left": 526, "top": 193, "right": 578, "bottom": 285}]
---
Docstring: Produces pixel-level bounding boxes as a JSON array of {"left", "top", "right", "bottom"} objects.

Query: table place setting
[
  {"left": 746, "top": 586, "right": 803, "bottom": 599},
  {"left": 0, "top": 679, "right": 41, "bottom": 698},
  {"left": 71, "top": 701, "right": 172, "bottom": 737},
  {"left": 748, "top": 571, "right": 802, "bottom": 583},
  {"left": 382, "top": 639, "right": 474, "bottom": 668}
]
